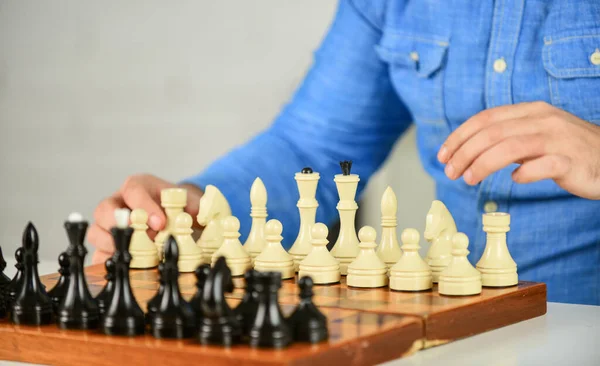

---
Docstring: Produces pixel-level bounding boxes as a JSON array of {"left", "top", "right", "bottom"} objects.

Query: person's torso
[{"left": 371, "top": 0, "right": 600, "bottom": 304}]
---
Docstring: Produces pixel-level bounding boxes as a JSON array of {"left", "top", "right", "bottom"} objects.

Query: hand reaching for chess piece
[{"left": 88, "top": 174, "right": 203, "bottom": 264}]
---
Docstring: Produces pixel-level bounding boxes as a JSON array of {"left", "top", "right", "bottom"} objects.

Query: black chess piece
[
  {"left": 248, "top": 272, "right": 292, "bottom": 348},
  {"left": 0, "top": 246, "right": 11, "bottom": 318},
  {"left": 150, "top": 236, "right": 196, "bottom": 339},
  {"left": 100, "top": 220, "right": 145, "bottom": 336},
  {"left": 233, "top": 269, "right": 259, "bottom": 337},
  {"left": 198, "top": 256, "right": 242, "bottom": 346},
  {"left": 5, "top": 247, "right": 24, "bottom": 308},
  {"left": 287, "top": 276, "right": 328, "bottom": 343},
  {"left": 145, "top": 261, "right": 164, "bottom": 325},
  {"left": 57, "top": 215, "right": 100, "bottom": 329},
  {"left": 47, "top": 252, "right": 70, "bottom": 314},
  {"left": 188, "top": 263, "right": 211, "bottom": 321},
  {"left": 301, "top": 167, "right": 313, "bottom": 174},
  {"left": 96, "top": 257, "right": 116, "bottom": 317},
  {"left": 10, "top": 223, "right": 53, "bottom": 325}
]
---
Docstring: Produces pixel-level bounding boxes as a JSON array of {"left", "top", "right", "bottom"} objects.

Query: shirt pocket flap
[
  {"left": 542, "top": 34, "right": 600, "bottom": 78},
  {"left": 375, "top": 33, "right": 449, "bottom": 78}
]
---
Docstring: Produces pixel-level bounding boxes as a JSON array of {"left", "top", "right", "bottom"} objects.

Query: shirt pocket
[
  {"left": 375, "top": 32, "right": 449, "bottom": 126},
  {"left": 542, "top": 33, "right": 600, "bottom": 123}
]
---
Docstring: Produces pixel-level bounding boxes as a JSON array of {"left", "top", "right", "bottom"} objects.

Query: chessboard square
[{"left": 130, "top": 270, "right": 159, "bottom": 282}]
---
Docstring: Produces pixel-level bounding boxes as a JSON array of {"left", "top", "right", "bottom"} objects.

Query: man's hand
[
  {"left": 438, "top": 101, "right": 600, "bottom": 200},
  {"left": 89, "top": 174, "right": 203, "bottom": 264}
]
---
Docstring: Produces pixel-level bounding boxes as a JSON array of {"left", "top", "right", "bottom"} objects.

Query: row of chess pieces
[
  {"left": 0, "top": 210, "right": 327, "bottom": 348},
  {"left": 127, "top": 162, "right": 519, "bottom": 296}
]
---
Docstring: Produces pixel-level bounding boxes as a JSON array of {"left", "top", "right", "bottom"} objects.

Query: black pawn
[
  {"left": 47, "top": 252, "right": 70, "bottom": 314},
  {"left": 57, "top": 217, "right": 99, "bottom": 329},
  {"left": 189, "top": 263, "right": 211, "bottom": 321},
  {"left": 96, "top": 257, "right": 116, "bottom": 317},
  {"left": 100, "top": 222, "right": 145, "bottom": 336},
  {"left": 249, "top": 272, "right": 292, "bottom": 348},
  {"left": 5, "top": 248, "right": 24, "bottom": 308},
  {"left": 0, "top": 247, "right": 10, "bottom": 318},
  {"left": 150, "top": 236, "right": 196, "bottom": 339},
  {"left": 145, "top": 261, "right": 163, "bottom": 325},
  {"left": 287, "top": 276, "right": 328, "bottom": 343},
  {"left": 198, "top": 256, "right": 242, "bottom": 346},
  {"left": 10, "top": 223, "right": 53, "bottom": 325},
  {"left": 233, "top": 269, "right": 259, "bottom": 337}
]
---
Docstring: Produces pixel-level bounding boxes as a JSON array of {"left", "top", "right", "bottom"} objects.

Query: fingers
[
  {"left": 439, "top": 102, "right": 540, "bottom": 163},
  {"left": 464, "top": 135, "right": 547, "bottom": 185},
  {"left": 120, "top": 178, "right": 166, "bottom": 231},
  {"left": 445, "top": 117, "right": 542, "bottom": 180},
  {"left": 93, "top": 195, "right": 125, "bottom": 232},
  {"left": 88, "top": 223, "right": 115, "bottom": 253},
  {"left": 512, "top": 155, "right": 571, "bottom": 183},
  {"left": 91, "top": 250, "right": 112, "bottom": 265}
]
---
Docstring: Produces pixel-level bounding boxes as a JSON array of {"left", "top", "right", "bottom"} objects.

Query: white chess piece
[
  {"left": 424, "top": 200, "right": 457, "bottom": 283},
  {"left": 173, "top": 212, "right": 204, "bottom": 272},
  {"left": 298, "top": 223, "right": 340, "bottom": 284},
  {"left": 154, "top": 188, "right": 187, "bottom": 259},
  {"left": 197, "top": 185, "right": 232, "bottom": 263},
  {"left": 389, "top": 228, "right": 433, "bottom": 291},
  {"left": 129, "top": 208, "right": 160, "bottom": 269},
  {"left": 289, "top": 167, "right": 320, "bottom": 272},
  {"left": 330, "top": 164, "right": 360, "bottom": 275},
  {"left": 476, "top": 212, "right": 518, "bottom": 287},
  {"left": 347, "top": 226, "right": 388, "bottom": 288},
  {"left": 376, "top": 186, "right": 402, "bottom": 271},
  {"left": 243, "top": 177, "right": 268, "bottom": 263},
  {"left": 211, "top": 216, "right": 251, "bottom": 276},
  {"left": 439, "top": 233, "right": 482, "bottom": 296},
  {"left": 254, "top": 219, "right": 295, "bottom": 279}
]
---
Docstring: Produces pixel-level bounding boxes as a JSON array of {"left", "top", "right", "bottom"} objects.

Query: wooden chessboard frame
[{"left": 0, "top": 265, "right": 547, "bottom": 365}]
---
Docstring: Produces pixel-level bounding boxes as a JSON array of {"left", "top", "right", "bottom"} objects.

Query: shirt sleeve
[{"left": 181, "top": 0, "right": 413, "bottom": 248}]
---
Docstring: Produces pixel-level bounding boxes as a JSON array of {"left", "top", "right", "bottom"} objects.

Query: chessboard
[{"left": 0, "top": 264, "right": 547, "bottom": 366}]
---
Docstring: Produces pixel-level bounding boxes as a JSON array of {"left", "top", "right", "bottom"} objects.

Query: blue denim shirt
[{"left": 184, "top": 0, "right": 600, "bottom": 305}]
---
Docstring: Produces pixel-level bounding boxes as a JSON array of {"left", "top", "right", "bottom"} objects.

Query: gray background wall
[{"left": 0, "top": 0, "right": 434, "bottom": 276}]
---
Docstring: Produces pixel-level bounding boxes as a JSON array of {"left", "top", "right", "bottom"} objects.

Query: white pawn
[
  {"left": 389, "top": 229, "right": 432, "bottom": 291},
  {"left": 211, "top": 216, "right": 251, "bottom": 276},
  {"left": 376, "top": 186, "right": 402, "bottom": 270},
  {"left": 347, "top": 226, "right": 388, "bottom": 288},
  {"left": 254, "top": 219, "right": 295, "bottom": 279},
  {"left": 173, "top": 212, "right": 204, "bottom": 272},
  {"left": 243, "top": 177, "right": 268, "bottom": 263},
  {"left": 439, "top": 233, "right": 482, "bottom": 296},
  {"left": 476, "top": 212, "right": 518, "bottom": 287},
  {"left": 129, "top": 209, "right": 160, "bottom": 269},
  {"left": 299, "top": 223, "right": 340, "bottom": 285}
]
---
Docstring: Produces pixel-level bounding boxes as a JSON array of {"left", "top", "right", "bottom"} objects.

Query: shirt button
[
  {"left": 493, "top": 58, "right": 507, "bottom": 73},
  {"left": 590, "top": 49, "right": 600, "bottom": 66},
  {"left": 484, "top": 201, "right": 498, "bottom": 213},
  {"left": 410, "top": 51, "right": 419, "bottom": 61}
]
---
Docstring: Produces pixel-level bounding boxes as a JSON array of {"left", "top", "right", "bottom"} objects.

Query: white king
[
  {"left": 288, "top": 167, "right": 320, "bottom": 271},
  {"left": 330, "top": 161, "right": 360, "bottom": 275}
]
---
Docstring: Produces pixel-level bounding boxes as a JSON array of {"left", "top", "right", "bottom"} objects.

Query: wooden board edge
[
  {"left": 289, "top": 320, "right": 424, "bottom": 366},
  {"left": 423, "top": 283, "right": 547, "bottom": 346}
]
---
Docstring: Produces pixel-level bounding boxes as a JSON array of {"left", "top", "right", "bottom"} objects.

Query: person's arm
[{"left": 183, "top": 0, "right": 413, "bottom": 246}]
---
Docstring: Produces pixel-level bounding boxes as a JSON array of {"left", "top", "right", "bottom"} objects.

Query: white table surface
[{"left": 383, "top": 302, "right": 600, "bottom": 366}]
